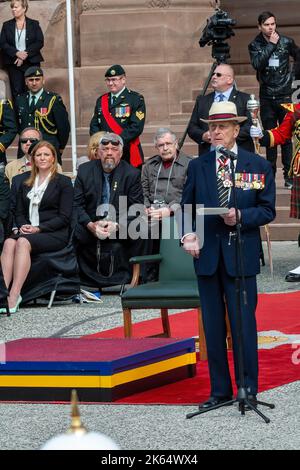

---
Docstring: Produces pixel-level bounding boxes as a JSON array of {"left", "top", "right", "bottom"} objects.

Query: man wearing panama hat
[{"left": 181, "top": 101, "right": 276, "bottom": 410}]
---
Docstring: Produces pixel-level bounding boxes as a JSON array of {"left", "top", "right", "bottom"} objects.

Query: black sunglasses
[
  {"left": 100, "top": 139, "right": 121, "bottom": 146},
  {"left": 20, "top": 138, "right": 39, "bottom": 144}
]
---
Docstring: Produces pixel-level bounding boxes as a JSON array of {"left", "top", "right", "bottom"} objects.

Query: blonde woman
[
  {"left": 0, "top": 0, "right": 44, "bottom": 100},
  {"left": 0, "top": 141, "right": 73, "bottom": 313}
]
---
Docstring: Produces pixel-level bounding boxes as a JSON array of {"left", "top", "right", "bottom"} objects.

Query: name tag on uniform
[{"left": 269, "top": 54, "right": 279, "bottom": 67}]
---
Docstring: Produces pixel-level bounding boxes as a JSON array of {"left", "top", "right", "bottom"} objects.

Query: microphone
[{"left": 216, "top": 145, "right": 237, "bottom": 161}]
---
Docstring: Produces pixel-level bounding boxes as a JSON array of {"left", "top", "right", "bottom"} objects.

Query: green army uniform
[
  {"left": 0, "top": 99, "right": 18, "bottom": 164},
  {"left": 89, "top": 87, "right": 146, "bottom": 166},
  {"left": 15, "top": 90, "right": 70, "bottom": 165}
]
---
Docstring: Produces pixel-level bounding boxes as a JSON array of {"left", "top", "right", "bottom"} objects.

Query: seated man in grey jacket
[
  {"left": 141, "top": 127, "right": 192, "bottom": 280},
  {"left": 142, "top": 127, "right": 192, "bottom": 218}
]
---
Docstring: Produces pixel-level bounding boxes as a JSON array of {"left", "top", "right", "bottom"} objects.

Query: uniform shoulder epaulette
[
  {"left": 281, "top": 103, "right": 295, "bottom": 113},
  {"left": 127, "top": 89, "right": 143, "bottom": 98},
  {"left": 0, "top": 98, "right": 13, "bottom": 107}
]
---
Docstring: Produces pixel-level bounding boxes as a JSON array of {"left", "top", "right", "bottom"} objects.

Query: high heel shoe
[{"left": 8, "top": 295, "right": 22, "bottom": 314}]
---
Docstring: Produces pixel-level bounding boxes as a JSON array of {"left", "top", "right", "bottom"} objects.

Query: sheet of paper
[{"left": 196, "top": 207, "right": 229, "bottom": 215}]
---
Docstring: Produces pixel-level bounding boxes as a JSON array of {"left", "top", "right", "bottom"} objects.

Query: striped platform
[{"left": 0, "top": 338, "right": 196, "bottom": 402}]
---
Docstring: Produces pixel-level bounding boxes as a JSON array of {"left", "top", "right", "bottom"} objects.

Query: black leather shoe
[
  {"left": 199, "top": 396, "right": 233, "bottom": 410},
  {"left": 285, "top": 273, "right": 300, "bottom": 282}
]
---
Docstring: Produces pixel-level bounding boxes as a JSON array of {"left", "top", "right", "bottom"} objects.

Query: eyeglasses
[
  {"left": 100, "top": 139, "right": 121, "bottom": 146},
  {"left": 105, "top": 77, "right": 123, "bottom": 84},
  {"left": 156, "top": 141, "right": 176, "bottom": 149},
  {"left": 212, "top": 72, "right": 231, "bottom": 78},
  {"left": 20, "top": 138, "right": 39, "bottom": 144}
]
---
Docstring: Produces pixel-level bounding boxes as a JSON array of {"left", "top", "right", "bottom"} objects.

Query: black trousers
[
  {"left": 260, "top": 96, "right": 292, "bottom": 179},
  {"left": 7, "top": 62, "right": 40, "bottom": 103}
]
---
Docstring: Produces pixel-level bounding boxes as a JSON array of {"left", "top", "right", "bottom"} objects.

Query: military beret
[
  {"left": 105, "top": 65, "right": 126, "bottom": 78},
  {"left": 24, "top": 66, "right": 44, "bottom": 79}
]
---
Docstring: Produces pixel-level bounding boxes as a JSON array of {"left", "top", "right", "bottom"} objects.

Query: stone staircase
[{"left": 5, "top": 74, "right": 300, "bottom": 241}]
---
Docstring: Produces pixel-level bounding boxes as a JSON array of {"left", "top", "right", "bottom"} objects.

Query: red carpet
[{"left": 85, "top": 291, "right": 300, "bottom": 404}]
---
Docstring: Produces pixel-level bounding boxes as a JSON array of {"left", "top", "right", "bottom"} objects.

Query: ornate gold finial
[{"left": 67, "top": 390, "right": 88, "bottom": 436}]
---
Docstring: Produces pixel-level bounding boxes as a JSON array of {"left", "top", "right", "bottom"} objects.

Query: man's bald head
[{"left": 211, "top": 63, "right": 235, "bottom": 92}]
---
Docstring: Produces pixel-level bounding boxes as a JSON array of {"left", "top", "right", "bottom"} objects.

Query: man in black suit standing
[
  {"left": 15, "top": 66, "right": 70, "bottom": 165},
  {"left": 187, "top": 63, "right": 254, "bottom": 156},
  {"left": 74, "top": 132, "right": 147, "bottom": 288}
]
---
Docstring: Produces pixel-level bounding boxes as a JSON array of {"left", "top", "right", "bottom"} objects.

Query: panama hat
[{"left": 201, "top": 101, "right": 248, "bottom": 124}]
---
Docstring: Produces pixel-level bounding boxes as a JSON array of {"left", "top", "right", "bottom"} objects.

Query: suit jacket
[
  {"left": 15, "top": 173, "right": 73, "bottom": 243},
  {"left": 74, "top": 159, "right": 144, "bottom": 242},
  {"left": 0, "top": 17, "right": 44, "bottom": 65},
  {"left": 15, "top": 90, "right": 70, "bottom": 159},
  {"left": 89, "top": 87, "right": 146, "bottom": 164},
  {"left": 181, "top": 148, "right": 276, "bottom": 277},
  {"left": 187, "top": 89, "right": 255, "bottom": 155},
  {"left": 0, "top": 99, "right": 18, "bottom": 164}
]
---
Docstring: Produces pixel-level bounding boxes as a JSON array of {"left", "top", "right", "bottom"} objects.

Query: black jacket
[
  {"left": 15, "top": 173, "right": 73, "bottom": 243},
  {"left": 0, "top": 17, "right": 44, "bottom": 66},
  {"left": 248, "top": 33, "right": 298, "bottom": 99},
  {"left": 74, "top": 159, "right": 144, "bottom": 242},
  {"left": 15, "top": 90, "right": 70, "bottom": 162},
  {"left": 187, "top": 88, "right": 255, "bottom": 155},
  {"left": 89, "top": 87, "right": 146, "bottom": 164},
  {"left": 0, "top": 99, "right": 18, "bottom": 164}
]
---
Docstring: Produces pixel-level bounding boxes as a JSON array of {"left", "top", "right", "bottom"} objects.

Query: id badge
[{"left": 269, "top": 54, "right": 279, "bottom": 67}]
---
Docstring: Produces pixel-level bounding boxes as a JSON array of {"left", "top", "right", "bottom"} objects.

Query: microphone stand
[{"left": 186, "top": 151, "right": 275, "bottom": 423}]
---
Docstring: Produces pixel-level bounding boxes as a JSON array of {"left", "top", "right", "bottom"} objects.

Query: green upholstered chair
[{"left": 121, "top": 217, "right": 208, "bottom": 359}]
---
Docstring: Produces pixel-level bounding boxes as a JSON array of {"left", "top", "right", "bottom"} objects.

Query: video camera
[{"left": 199, "top": 8, "right": 236, "bottom": 63}]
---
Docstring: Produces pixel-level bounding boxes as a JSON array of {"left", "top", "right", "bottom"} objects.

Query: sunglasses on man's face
[
  {"left": 100, "top": 139, "right": 121, "bottom": 146},
  {"left": 20, "top": 138, "right": 38, "bottom": 144}
]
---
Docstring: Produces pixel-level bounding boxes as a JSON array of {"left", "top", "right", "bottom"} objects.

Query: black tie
[
  {"left": 217, "top": 155, "right": 230, "bottom": 207},
  {"left": 112, "top": 95, "right": 117, "bottom": 105},
  {"left": 29, "top": 95, "right": 36, "bottom": 113}
]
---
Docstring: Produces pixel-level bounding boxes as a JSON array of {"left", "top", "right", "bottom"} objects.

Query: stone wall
[
  {"left": 221, "top": 0, "right": 300, "bottom": 73},
  {"left": 0, "top": 0, "right": 216, "bottom": 128}
]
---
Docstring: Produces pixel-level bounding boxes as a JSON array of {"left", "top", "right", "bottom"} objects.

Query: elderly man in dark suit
[
  {"left": 181, "top": 101, "right": 276, "bottom": 410},
  {"left": 187, "top": 63, "right": 254, "bottom": 156},
  {"left": 74, "top": 132, "right": 147, "bottom": 288}
]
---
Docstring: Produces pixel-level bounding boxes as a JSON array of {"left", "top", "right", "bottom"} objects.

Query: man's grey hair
[
  {"left": 154, "top": 127, "right": 177, "bottom": 145},
  {"left": 99, "top": 132, "right": 124, "bottom": 147}
]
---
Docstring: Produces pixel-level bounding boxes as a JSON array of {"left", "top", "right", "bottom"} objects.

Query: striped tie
[{"left": 217, "top": 156, "right": 230, "bottom": 207}]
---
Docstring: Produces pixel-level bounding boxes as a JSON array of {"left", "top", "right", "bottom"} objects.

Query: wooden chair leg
[
  {"left": 197, "top": 307, "right": 207, "bottom": 361},
  {"left": 161, "top": 308, "right": 171, "bottom": 337},
  {"left": 123, "top": 308, "right": 132, "bottom": 337},
  {"left": 225, "top": 309, "right": 232, "bottom": 350}
]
